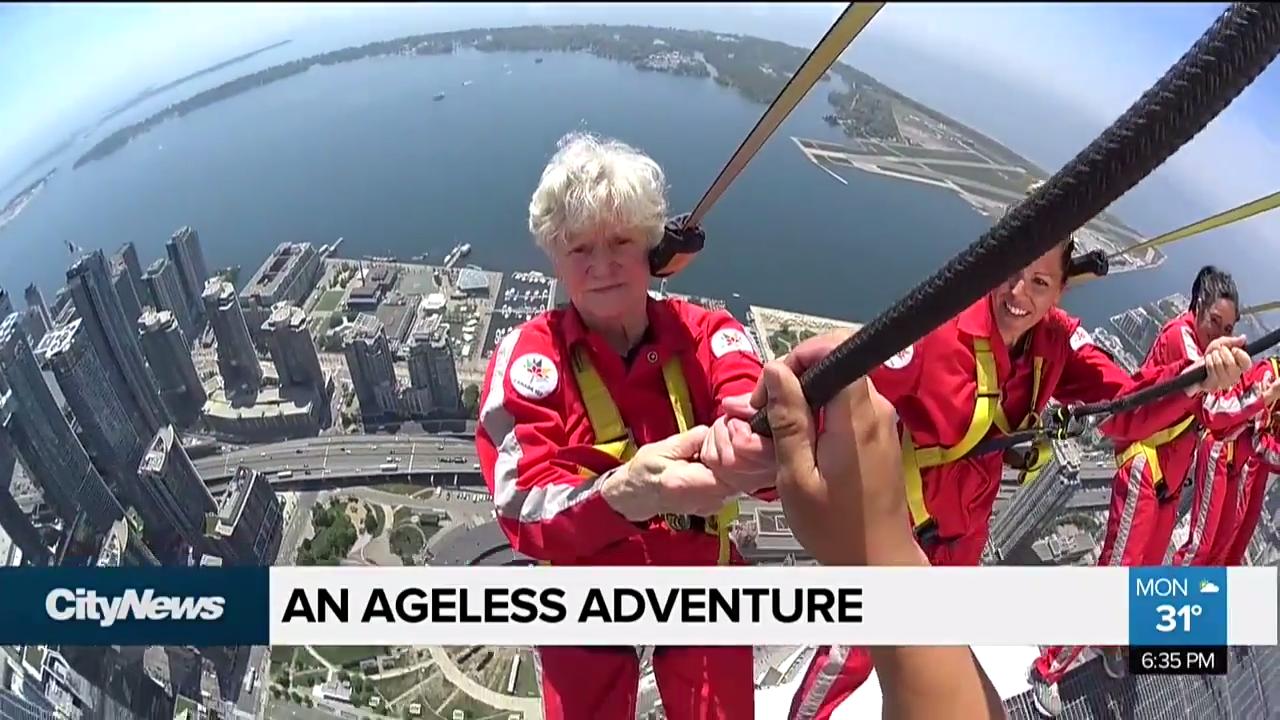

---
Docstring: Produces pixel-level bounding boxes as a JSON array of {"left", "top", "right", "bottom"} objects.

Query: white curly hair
[{"left": 528, "top": 132, "right": 669, "bottom": 254}]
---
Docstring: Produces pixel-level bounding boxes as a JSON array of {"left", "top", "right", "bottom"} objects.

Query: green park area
[
  {"left": 767, "top": 323, "right": 821, "bottom": 358},
  {"left": 298, "top": 500, "right": 357, "bottom": 566},
  {"left": 365, "top": 504, "right": 386, "bottom": 537},
  {"left": 314, "top": 288, "right": 345, "bottom": 313}
]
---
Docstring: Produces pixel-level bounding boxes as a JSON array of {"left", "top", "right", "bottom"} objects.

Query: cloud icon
[{"left": 1200, "top": 581, "right": 1220, "bottom": 594}]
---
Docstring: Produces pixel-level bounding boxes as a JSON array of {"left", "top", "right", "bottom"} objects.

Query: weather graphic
[{"left": 1199, "top": 581, "right": 1221, "bottom": 594}]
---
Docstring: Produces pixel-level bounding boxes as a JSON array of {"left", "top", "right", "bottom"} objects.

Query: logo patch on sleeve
[
  {"left": 1069, "top": 326, "right": 1093, "bottom": 352},
  {"left": 510, "top": 353, "right": 559, "bottom": 399},
  {"left": 712, "top": 328, "right": 756, "bottom": 358},
  {"left": 883, "top": 344, "right": 914, "bottom": 370}
]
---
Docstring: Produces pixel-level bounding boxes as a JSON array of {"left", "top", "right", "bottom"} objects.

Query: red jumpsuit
[
  {"left": 1173, "top": 358, "right": 1279, "bottom": 566},
  {"left": 1035, "top": 311, "right": 1208, "bottom": 685},
  {"left": 476, "top": 297, "right": 763, "bottom": 720},
  {"left": 791, "top": 299, "right": 1196, "bottom": 719}
]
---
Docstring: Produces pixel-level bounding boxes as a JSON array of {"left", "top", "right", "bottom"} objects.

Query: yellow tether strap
[
  {"left": 1108, "top": 189, "right": 1280, "bottom": 261},
  {"left": 905, "top": 340, "right": 1048, "bottom": 529},
  {"left": 685, "top": 2, "right": 884, "bottom": 228},
  {"left": 571, "top": 347, "right": 737, "bottom": 565},
  {"left": 1242, "top": 299, "right": 1280, "bottom": 318}
]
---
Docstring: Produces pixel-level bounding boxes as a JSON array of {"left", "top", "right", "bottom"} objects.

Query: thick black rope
[
  {"left": 966, "top": 326, "right": 1280, "bottom": 458},
  {"left": 749, "top": 2, "right": 1280, "bottom": 437}
]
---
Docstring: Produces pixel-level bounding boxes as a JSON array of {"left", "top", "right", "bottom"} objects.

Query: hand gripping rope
[
  {"left": 966, "top": 325, "right": 1280, "bottom": 460},
  {"left": 747, "top": 2, "right": 1280, "bottom": 437}
]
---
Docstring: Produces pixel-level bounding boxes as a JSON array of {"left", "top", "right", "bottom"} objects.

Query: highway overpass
[
  {"left": 194, "top": 434, "right": 483, "bottom": 492},
  {"left": 191, "top": 432, "right": 1122, "bottom": 494}
]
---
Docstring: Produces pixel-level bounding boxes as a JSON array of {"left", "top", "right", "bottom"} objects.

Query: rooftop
[
  {"left": 96, "top": 519, "right": 127, "bottom": 567},
  {"left": 143, "top": 257, "right": 169, "bottom": 279},
  {"left": 352, "top": 312, "right": 386, "bottom": 339},
  {"left": 243, "top": 242, "right": 315, "bottom": 300},
  {"left": 262, "top": 303, "right": 307, "bottom": 332},
  {"left": 201, "top": 278, "right": 236, "bottom": 307},
  {"left": 138, "top": 308, "right": 177, "bottom": 334},
  {"left": 138, "top": 425, "right": 178, "bottom": 475},
  {"left": 206, "top": 467, "right": 263, "bottom": 540},
  {"left": 456, "top": 268, "right": 488, "bottom": 291},
  {"left": 202, "top": 384, "right": 316, "bottom": 420},
  {"left": 33, "top": 318, "right": 81, "bottom": 360}
]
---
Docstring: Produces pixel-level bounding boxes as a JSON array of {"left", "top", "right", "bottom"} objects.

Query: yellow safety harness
[
  {"left": 1109, "top": 343, "right": 1255, "bottom": 490},
  {"left": 570, "top": 345, "right": 738, "bottom": 565},
  {"left": 903, "top": 338, "right": 1047, "bottom": 537}
]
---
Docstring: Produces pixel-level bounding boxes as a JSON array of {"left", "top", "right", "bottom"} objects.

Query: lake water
[{"left": 0, "top": 47, "right": 1239, "bottom": 331}]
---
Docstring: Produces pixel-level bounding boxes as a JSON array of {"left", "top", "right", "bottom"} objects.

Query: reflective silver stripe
[
  {"left": 1108, "top": 452, "right": 1148, "bottom": 566},
  {"left": 482, "top": 329, "right": 608, "bottom": 524},
  {"left": 1181, "top": 326, "right": 1203, "bottom": 362},
  {"left": 1203, "top": 385, "right": 1262, "bottom": 422},
  {"left": 1180, "top": 441, "right": 1223, "bottom": 566},
  {"left": 1048, "top": 646, "right": 1085, "bottom": 677},
  {"left": 1235, "top": 461, "right": 1251, "bottom": 516},
  {"left": 793, "top": 645, "right": 848, "bottom": 720}
]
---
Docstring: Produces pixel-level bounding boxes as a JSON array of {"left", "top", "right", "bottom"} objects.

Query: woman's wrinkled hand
[{"left": 600, "top": 426, "right": 737, "bottom": 521}]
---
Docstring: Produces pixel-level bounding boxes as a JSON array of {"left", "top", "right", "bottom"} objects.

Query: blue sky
[{"left": 3, "top": 3, "right": 1277, "bottom": 249}]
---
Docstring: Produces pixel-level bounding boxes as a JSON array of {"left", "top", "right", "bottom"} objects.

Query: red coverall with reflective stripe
[
  {"left": 1035, "top": 312, "right": 1207, "bottom": 684},
  {"left": 476, "top": 297, "right": 762, "bottom": 720},
  {"left": 1174, "top": 358, "right": 1279, "bottom": 566},
  {"left": 792, "top": 299, "right": 1196, "bottom": 720}
]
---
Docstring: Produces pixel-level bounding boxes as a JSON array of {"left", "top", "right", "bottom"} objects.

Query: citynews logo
[{"left": 45, "top": 588, "right": 226, "bottom": 628}]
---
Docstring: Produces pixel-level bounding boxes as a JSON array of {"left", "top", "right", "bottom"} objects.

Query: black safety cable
[
  {"left": 966, "top": 325, "right": 1280, "bottom": 458},
  {"left": 749, "top": 2, "right": 1280, "bottom": 436}
]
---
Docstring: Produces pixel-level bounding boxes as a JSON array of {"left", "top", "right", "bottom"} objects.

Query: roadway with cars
[{"left": 194, "top": 434, "right": 482, "bottom": 491}]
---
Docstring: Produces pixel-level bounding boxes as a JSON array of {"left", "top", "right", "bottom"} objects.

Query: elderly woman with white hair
[{"left": 476, "top": 132, "right": 773, "bottom": 720}]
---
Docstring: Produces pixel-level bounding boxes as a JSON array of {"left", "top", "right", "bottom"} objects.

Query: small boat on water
[
  {"left": 433, "top": 92, "right": 446, "bottom": 101},
  {"left": 462, "top": 80, "right": 473, "bottom": 86}
]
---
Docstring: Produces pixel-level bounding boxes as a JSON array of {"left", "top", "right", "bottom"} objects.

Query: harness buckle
[
  {"left": 913, "top": 518, "right": 940, "bottom": 547},
  {"left": 662, "top": 513, "right": 692, "bottom": 532}
]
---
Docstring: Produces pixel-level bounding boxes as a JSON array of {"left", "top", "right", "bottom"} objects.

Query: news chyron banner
[{"left": 0, "top": 566, "right": 1275, "bottom": 651}]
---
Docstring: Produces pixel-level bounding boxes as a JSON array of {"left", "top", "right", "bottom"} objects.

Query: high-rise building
[
  {"left": 0, "top": 287, "right": 14, "bottom": 321},
  {"left": 426, "top": 333, "right": 460, "bottom": 410},
  {"left": 67, "top": 250, "right": 169, "bottom": 437},
  {"left": 167, "top": 226, "right": 211, "bottom": 318},
  {"left": 109, "top": 255, "right": 144, "bottom": 326},
  {"left": 344, "top": 313, "right": 398, "bottom": 418},
  {"left": 202, "top": 278, "right": 262, "bottom": 396},
  {"left": 0, "top": 314, "right": 124, "bottom": 533},
  {"left": 137, "top": 425, "right": 218, "bottom": 556},
  {"left": 988, "top": 440, "right": 1082, "bottom": 565},
  {"left": 205, "top": 466, "right": 282, "bottom": 566},
  {"left": 262, "top": 303, "right": 326, "bottom": 395},
  {"left": 24, "top": 283, "right": 51, "bottom": 328},
  {"left": 22, "top": 307, "right": 49, "bottom": 346},
  {"left": 96, "top": 516, "right": 159, "bottom": 567},
  {"left": 113, "top": 242, "right": 144, "bottom": 297},
  {"left": 137, "top": 308, "right": 206, "bottom": 427},
  {"left": 240, "top": 242, "right": 323, "bottom": 335},
  {"left": 37, "top": 319, "right": 147, "bottom": 477},
  {"left": 50, "top": 287, "right": 76, "bottom": 325},
  {"left": 0, "top": 429, "right": 49, "bottom": 565},
  {"left": 404, "top": 331, "right": 460, "bottom": 416},
  {"left": 0, "top": 648, "right": 56, "bottom": 719},
  {"left": 143, "top": 257, "right": 195, "bottom": 337}
]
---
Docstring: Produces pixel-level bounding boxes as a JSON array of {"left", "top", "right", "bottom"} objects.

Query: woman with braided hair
[{"left": 1028, "top": 264, "right": 1242, "bottom": 716}]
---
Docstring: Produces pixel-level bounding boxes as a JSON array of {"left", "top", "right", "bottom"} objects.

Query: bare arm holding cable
[{"left": 754, "top": 355, "right": 1005, "bottom": 720}]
